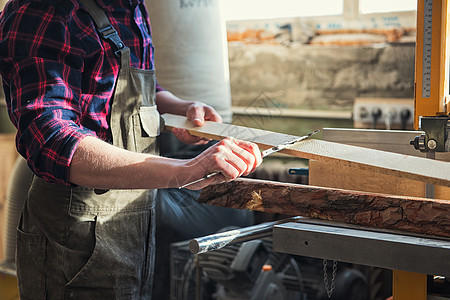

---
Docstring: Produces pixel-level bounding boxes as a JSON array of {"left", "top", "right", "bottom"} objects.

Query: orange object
[
  {"left": 414, "top": 0, "right": 450, "bottom": 128},
  {"left": 392, "top": 270, "right": 426, "bottom": 300},
  {"left": 262, "top": 265, "right": 272, "bottom": 272}
]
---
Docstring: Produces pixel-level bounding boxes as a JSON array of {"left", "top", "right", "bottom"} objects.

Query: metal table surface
[{"left": 272, "top": 219, "right": 450, "bottom": 276}]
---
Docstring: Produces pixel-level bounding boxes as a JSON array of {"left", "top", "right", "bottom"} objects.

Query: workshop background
[{"left": 0, "top": 0, "right": 419, "bottom": 299}]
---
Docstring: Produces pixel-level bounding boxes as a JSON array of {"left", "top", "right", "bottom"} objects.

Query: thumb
[
  {"left": 192, "top": 116, "right": 204, "bottom": 127},
  {"left": 188, "top": 106, "right": 205, "bottom": 127}
]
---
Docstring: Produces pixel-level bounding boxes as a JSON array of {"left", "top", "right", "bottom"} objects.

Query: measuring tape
[{"left": 422, "top": 0, "right": 433, "bottom": 98}]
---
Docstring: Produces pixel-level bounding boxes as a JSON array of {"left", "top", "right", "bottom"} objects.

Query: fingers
[
  {"left": 186, "top": 103, "right": 223, "bottom": 127},
  {"left": 172, "top": 128, "right": 209, "bottom": 145},
  {"left": 211, "top": 138, "right": 262, "bottom": 180},
  {"left": 233, "top": 139, "right": 263, "bottom": 175},
  {"left": 181, "top": 138, "right": 261, "bottom": 190},
  {"left": 174, "top": 102, "right": 222, "bottom": 144}
]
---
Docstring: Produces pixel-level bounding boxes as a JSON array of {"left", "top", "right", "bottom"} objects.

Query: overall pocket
[
  {"left": 16, "top": 223, "right": 47, "bottom": 300},
  {"left": 133, "top": 105, "right": 160, "bottom": 154},
  {"left": 64, "top": 209, "right": 153, "bottom": 299}
]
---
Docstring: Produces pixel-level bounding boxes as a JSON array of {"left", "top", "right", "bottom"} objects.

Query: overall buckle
[{"left": 98, "top": 25, "right": 125, "bottom": 56}]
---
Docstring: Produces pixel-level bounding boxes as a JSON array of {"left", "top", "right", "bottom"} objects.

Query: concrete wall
[{"left": 228, "top": 42, "right": 415, "bottom": 112}]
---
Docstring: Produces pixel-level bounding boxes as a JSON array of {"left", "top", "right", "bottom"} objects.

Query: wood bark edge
[{"left": 198, "top": 178, "right": 450, "bottom": 238}]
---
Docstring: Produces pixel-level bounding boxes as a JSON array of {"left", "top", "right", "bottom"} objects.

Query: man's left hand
[{"left": 172, "top": 102, "right": 223, "bottom": 145}]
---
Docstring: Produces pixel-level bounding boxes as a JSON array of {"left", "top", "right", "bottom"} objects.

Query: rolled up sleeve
[{"left": 0, "top": 2, "right": 96, "bottom": 184}]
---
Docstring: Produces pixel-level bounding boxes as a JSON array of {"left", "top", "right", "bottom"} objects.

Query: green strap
[{"left": 79, "top": 0, "right": 127, "bottom": 56}]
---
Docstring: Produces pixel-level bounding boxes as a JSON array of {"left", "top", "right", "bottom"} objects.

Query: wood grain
[
  {"left": 162, "top": 113, "right": 450, "bottom": 187},
  {"left": 309, "top": 159, "right": 450, "bottom": 201},
  {"left": 309, "top": 160, "right": 428, "bottom": 197},
  {"left": 198, "top": 178, "right": 450, "bottom": 238},
  {"left": 310, "top": 128, "right": 450, "bottom": 200}
]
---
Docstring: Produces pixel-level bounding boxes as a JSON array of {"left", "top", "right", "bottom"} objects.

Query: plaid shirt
[{"left": 0, "top": 0, "right": 163, "bottom": 184}]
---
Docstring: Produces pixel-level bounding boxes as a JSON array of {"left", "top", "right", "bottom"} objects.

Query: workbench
[{"left": 273, "top": 219, "right": 450, "bottom": 277}]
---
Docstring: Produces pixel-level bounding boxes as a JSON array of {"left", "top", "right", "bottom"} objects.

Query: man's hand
[
  {"left": 155, "top": 91, "right": 223, "bottom": 144},
  {"left": 179, "top": 137, "right": 263, "bottom": 190},
  {"left": 186, "top": 102, "right": 223, "bottom": 126},
  {"left": 172, "top": 102, "right": 223, "bottom": 145}
]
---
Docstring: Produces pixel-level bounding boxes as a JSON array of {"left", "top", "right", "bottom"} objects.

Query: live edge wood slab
[
  {"left": 162, "top": 114, "right": 450, "bottom": 187},
  {"left": 198, "top": 178, "right": 450, "bottom": 238}
]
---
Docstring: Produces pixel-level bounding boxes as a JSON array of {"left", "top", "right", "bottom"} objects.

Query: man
[{"left": 0, "top": 0, "right": 262, "bottom": 298}]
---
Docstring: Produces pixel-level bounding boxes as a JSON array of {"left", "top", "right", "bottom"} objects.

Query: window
[
  {"left": 222, "top": 0, "right": 344, "bottom": 21},
  {"left": 360, "top": 0, "right": 417, "bottom": 14}
]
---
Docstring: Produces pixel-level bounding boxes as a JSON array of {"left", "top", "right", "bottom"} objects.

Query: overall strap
[{"left": 79, "top": 0, "right": 128, "bottom": 57}]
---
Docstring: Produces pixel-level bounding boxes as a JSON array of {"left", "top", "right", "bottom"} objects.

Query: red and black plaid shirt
[{"left": 0, "top": 0, "right": 163, "bottom": 184}]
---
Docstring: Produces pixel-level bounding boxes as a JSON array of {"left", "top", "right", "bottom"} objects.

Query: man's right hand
[{"left": 178, "top": 137, "right": 262, "bottom": 190}]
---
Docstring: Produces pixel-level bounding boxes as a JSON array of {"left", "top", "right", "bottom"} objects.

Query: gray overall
[{"left": 15, "top": 0, "right": 160, "bottom": 298}]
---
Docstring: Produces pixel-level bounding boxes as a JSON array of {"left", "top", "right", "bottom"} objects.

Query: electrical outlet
[{"left": 353, "top": 98, "right": 414, "bottom": 130}]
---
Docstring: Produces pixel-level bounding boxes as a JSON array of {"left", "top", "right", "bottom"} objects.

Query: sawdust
[{"left": 246, "top": 190, "right": 264, "bottom": 210}]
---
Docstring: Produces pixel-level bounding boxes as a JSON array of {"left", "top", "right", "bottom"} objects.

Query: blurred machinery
[
  {"left": 170, "top": 234, "right": 371, "bottom": 300},
  {"left": 353, "top": 98, "right": 413, "bottom": 130}
]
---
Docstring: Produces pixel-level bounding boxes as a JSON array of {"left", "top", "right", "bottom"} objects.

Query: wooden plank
[
  {"left": 162, "top": 113, "right": 450, "bottom": 187},
  {"left": 0, "top": 134, "right": 18, "bottom": 261},
  {"left": 309, "top": 161, "right": 450, "bottom": 200},
  {"left": 197, "top": 178, "right": 450, "bottom": 238},
  {"left": 310, "top": 128, "right": 450, "bottom": 200},
  {"left": 309, "top": 160, "right": 427, "bottom": 197}
]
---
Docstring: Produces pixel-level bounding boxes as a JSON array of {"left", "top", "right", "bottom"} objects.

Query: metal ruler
[{"left": 422, "top": 0, "right": 433, "bottom": 98}]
